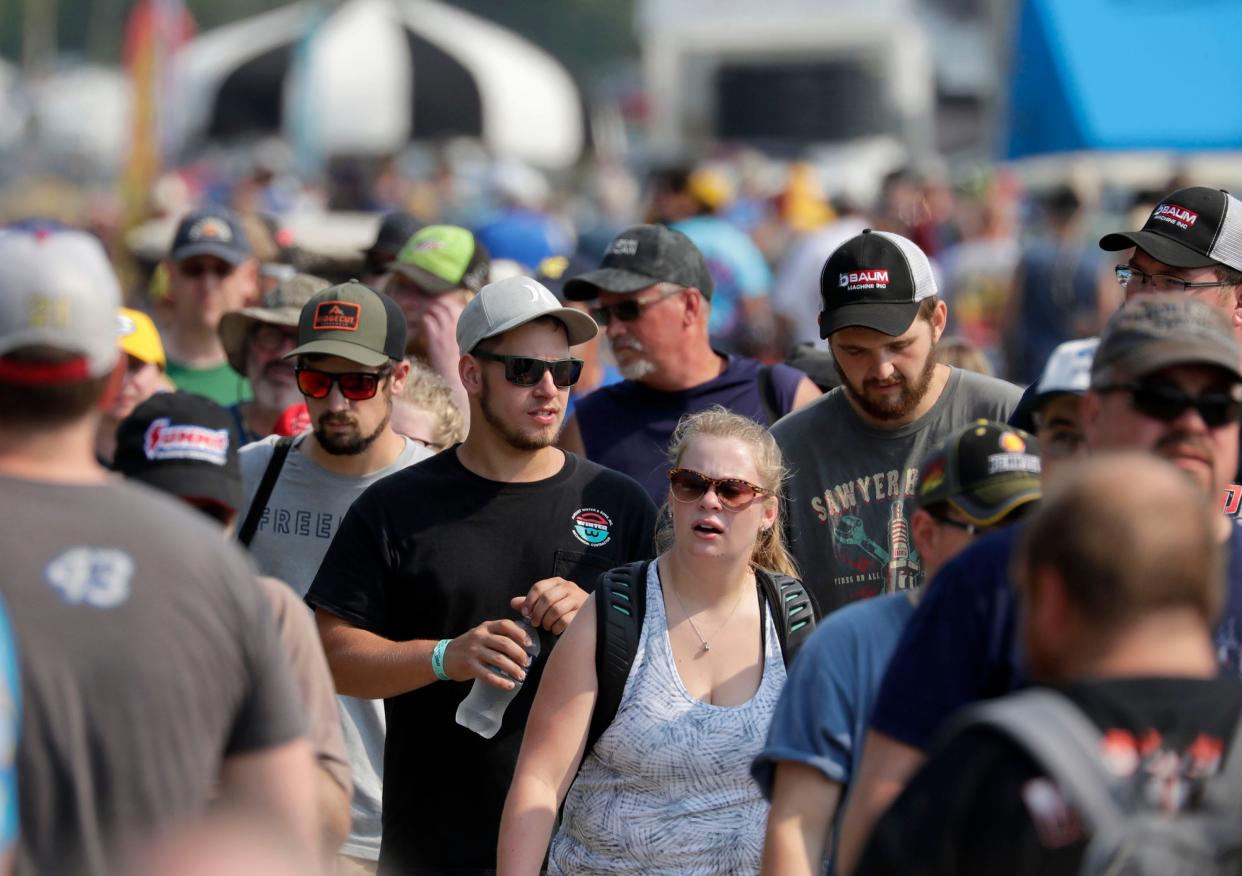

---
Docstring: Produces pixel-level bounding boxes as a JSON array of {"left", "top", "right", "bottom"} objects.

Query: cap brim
[
  {"left": 388, "top": 262, "right": 459, "bottom": 293},
  {"left": 218, "top": 308, "right": 301, "bottom": 375},
  {"left": 172, "top": 242, "right": 249, "bottom": 266},
  {"left": 819, "top": 300, "right": 920, "bottom": 338},
  {"left": 949, "top": 481, "right": 1041, "bottom": 527},
  {"left": 1098, "top": 230, "right": 1218, "bottom": 269},
  {"left": 126, "top": 464, "right": 241, "bottom": 513},
  {"left": 1092, "top": 339, "right": 1242, "bottom": 387},
  {"left": 470, "top": 306, "right": 599, "bottom": 353},
  {"left": 562, "top": 268, "right": 658, "bottom": 301},
  {"left": 284, "top": 339, "right": 390, "bottom": 368}
]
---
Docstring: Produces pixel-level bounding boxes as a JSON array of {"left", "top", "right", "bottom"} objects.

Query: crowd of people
[{"left": 2, "top": 167, "right": 1242, "bottom": 876}]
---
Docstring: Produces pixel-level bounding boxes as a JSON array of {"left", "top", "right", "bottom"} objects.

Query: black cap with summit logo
[
  {"left": 1099, "top": 186, "right": 1242, "bottom": 272},
  {"left": 563, "top": 224, "right": 714, "bottom": 301},
  {"left": 285, "top": 281, "right": 406, "bottom": 367},
  {"left": 819, "top": 229, "right": 939, "bottom": 338}
]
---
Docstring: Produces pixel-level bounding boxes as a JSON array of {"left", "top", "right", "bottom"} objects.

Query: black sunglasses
[
  {"left": 1098, "top": 382, "right": 1242, "bottom": 428},
  {"left": 295, "top": 366, "right": 391, "bottom": 400},
  {"left": 668, "top": 468, "right": 768, "bottom": 511},
  {"left": 589, "top": 287, "right": 682, "bottom": 326},
  {"left": 473, "top": 351, "right": 584, "bottom": 388}
]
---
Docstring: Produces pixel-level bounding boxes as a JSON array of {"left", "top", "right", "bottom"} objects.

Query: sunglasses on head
[
  {"left": 589, "top": 287, "right": 683, "bottom": 326},
  {"left": 295, "top": 365, "right": 391, "bottom": 400},
  {"left": 472, "top": 351, "right": 583, "bottom": 388},
  {"left": 1099, "top": 381, "right": 1242, "bottom": 428},
  {"left": 668, "top": 467, "right": 769, "bottom": 511}
]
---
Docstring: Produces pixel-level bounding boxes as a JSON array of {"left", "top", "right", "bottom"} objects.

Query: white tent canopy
[{"left": 173, "top": 0, "right": 584, "bottom": 169}]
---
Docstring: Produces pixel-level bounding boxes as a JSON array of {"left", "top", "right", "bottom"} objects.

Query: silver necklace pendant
[{"left": 702, "top": 642, "right": 711, "bottom": 652}]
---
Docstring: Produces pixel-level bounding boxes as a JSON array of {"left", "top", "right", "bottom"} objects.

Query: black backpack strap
[
  {"left": 586, "top": 560, "right": 649, "bottom": 757},
  {"left": 237, "top": 436, "right": 295, "bottom": 548},
  {"left": 756, "top": 568, "right": 819, "bottom": 667},
  {"left": 757, "top": 364, "right": 781, "bottom": 425}
]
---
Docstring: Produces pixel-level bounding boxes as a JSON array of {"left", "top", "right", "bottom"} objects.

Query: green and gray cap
[
  {"left": 387, "top": 224, "right": 491, "bottom": 293},
  {"left": 1090, "top": 294, "right": 1242, "bottom": 389},
  {"left": 284, "top": 281, "right": 406, "bottom": 367},
  {"left": 457, "top": 275, "right": 597, "bottom": 355},
  {"left": 916, "top": 420, "right": 1042, "bottom": 527}
]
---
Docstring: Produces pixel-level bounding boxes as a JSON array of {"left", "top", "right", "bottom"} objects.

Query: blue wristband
[{"left": 431, "top": 639, "right": 451, "bottom": 682}]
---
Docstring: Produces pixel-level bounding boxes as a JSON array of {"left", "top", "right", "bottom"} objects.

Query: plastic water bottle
[{"left": 455, "top": 617, "right": 541, "bottom": 739}]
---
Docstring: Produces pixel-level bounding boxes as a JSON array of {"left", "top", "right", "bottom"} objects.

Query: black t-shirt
[
  {"left": 306, "top": 448, "right": 657, "bottom": 875},
  {"left": 857, "top": 676, "right": 1242, "bottom": 876}
]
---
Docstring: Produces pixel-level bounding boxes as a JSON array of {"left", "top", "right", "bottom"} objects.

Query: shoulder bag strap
[{"left": 237, "top": 436, "right": 295, "bottom": 548}]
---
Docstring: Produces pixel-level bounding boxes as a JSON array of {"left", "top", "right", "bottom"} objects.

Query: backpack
[
  {"left": 586, "top": 559, "right": 819, "bottom": 757},
  {"left": 954, "top": 687, "right": 1242, "bottom": 876}
]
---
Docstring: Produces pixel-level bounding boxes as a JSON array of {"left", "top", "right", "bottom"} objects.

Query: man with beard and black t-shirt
[
  {"left": 857, "top": 455, "right": 1242, "bottom": 876},
  {"left": 307, "top": 275, "right": 657, "bottom": 875},
  {"left": 772, "top": 229, "right": 1020, "bottom": 614},
  {"left": 238, "top": 281, "right": 431, "bottom": 874}
]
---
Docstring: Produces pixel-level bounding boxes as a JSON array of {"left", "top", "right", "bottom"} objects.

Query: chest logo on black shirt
[{"left": 572, "top": 508, "right": 613, "bottom": 547}]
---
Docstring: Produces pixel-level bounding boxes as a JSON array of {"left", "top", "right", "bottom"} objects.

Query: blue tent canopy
[{"left": 1003, "top": 0, "right": 1242, "bottom": 158}]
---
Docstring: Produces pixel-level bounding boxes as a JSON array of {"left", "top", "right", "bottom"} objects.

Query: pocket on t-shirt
[{"left": 553, "top": 549, "right": 618, "bottom": 593}]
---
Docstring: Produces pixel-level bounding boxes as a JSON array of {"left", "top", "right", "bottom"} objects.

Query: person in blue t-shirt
[
  {"left": 754, "top": 421, "right": 1041, "bottom": 875},
  {"left": 558, "top": 225, "right": 820, "bottom": 503},
  {"left": 835, "top": 294, "right": 1242, "bottom": 875}
]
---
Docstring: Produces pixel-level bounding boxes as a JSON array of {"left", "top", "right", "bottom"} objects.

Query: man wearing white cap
[
  {"left": 1028, "top": 337, "right": 1098, "bottom": 480},
  {"left": 307, "top": 276, "right": 657, "bottom": 874},
  {"left": 0, "top": 228, "right": 316, "bottom": 873}
]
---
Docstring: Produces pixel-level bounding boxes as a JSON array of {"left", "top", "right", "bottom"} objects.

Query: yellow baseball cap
[{"left": 116, "top": 308, "right": 166, "bottom": 369}]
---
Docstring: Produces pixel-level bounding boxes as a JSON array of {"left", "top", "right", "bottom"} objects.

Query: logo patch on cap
[
  {"left": 571, "top": 508, "right": 613, "bottom": 547},
  {"left": 998, "top": 432, "right": 1026, "bottom": 453},
  {"left": 116, "top": 313, "right": 136, "bottom": 337},
  {"left": 838, "top": 270, "right": 890, "bottom": 292},
  {"left": 142, "top": 417, "right": 230, "bottom": 465},
  {"left": 988, "top": 452, "right": 1041, "bottom": 476},
  {"left": 414, "top": 240, "right": 445, "bottom": 251},
  {"left": 919, "top": 459, "right": 945, "bottom": 496},
  {"left": 1152, "top": 203, "right": 1199, "bottom": 231},
  {"left": 312, "top": 301, "right": 361, "bottom": 332},
  {"left": 188, "top": 217, "right": 233, "bottom": 242},
  {"left": 608, "top": 238, "right": 639, "bottom": 256}
]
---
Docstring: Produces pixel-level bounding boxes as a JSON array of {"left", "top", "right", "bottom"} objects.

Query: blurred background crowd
[{"left": 2, "top": 0, "right": 1240, "bottom": 388}]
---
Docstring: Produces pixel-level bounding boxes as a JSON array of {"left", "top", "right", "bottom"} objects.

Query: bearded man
[
  {"left": 236, "top": 281, "right": 432, "bottom": 873},
  {"left": 772, "top": 229, "right": 1021, "bottom": 613}
]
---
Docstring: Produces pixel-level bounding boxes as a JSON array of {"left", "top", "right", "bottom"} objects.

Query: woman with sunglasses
[{"left": 499, "top": 407, "right": 799, "bottom": 875}]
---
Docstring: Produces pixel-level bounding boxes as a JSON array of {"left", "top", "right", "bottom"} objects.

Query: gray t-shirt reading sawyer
[
  {"left": 239, "top": 433, "right": 431, "bottom": 861},
  {"left": 773, "top": 367, "right": 1020, "bottom": 615}
]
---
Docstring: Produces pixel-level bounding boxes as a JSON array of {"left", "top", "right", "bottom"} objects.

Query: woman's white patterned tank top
[{"left": 548, "top": 562, "right": 786, "bottom": 875}]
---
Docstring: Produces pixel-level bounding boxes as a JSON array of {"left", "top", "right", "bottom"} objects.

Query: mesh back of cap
[
  {"left": 873, "top": 230, "right": 938, "bottom": 300},
  {"left": 1209, "top": 192, "right": 1242, "bottom": 273}
]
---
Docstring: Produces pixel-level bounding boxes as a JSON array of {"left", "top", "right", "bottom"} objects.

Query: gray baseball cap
[
  {"left": 0, "top": 228, "right": 120, "bottom": 382},
  {"left": 1090, "top": 295, "right": 1242, "bottom": 389},
  {"left": 563, "top": 224, "right": 714, "bottom": 301},
  {"left": 456, "top": 276, "right": 597, "bottom": 355}
]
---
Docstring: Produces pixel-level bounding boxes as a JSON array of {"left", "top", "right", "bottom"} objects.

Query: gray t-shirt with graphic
[
  {"left": 773, "top": 368, "right": 1021, "bottom": 615},
  {"left": 240, "top": 434, "right": 431, "bottom": 860}
]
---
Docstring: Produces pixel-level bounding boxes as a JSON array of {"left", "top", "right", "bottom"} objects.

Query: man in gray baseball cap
[
  {"left": 558, "top": 224, "right": 820, "bottom": 503},
  {"left": 305, "top": 274, "right": 656, "bottom": 874}
]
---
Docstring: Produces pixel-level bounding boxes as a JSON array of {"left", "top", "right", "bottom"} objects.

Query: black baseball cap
[
  {"left": 362, "top": 212, "right": 423, "bottom": 273},
  {"left": 1099, "top": 186, "right": 1242, "bottom": 272},
  {"left": 169, "top": 207, "right": 252, "bottom": 265},
  {"left": 819, "top": 229, "right": 939, "bottom": 338},
  {"left": 285, "top": 281, "right": 406, "bottom": 368},
  {"left": 916, "top": 420, "right": 1042, "bottom": 526},
  {"left": 563, "top": 224, "right": 714, "bottom": 301},
  {"left": 113, "top": 392, "right": 241, "bottom": 513}
]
